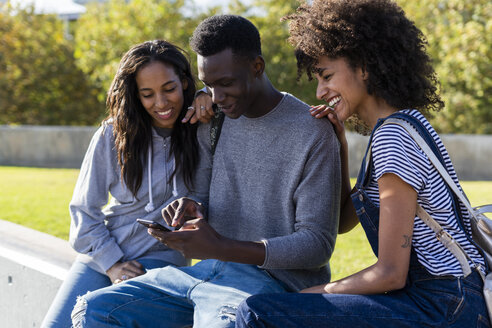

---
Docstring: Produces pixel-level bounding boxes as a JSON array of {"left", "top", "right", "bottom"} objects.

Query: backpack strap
[
  {"left": 383, "top": 118, "right": 478, "bottom": 222},
  {"left": 415, "top": 204, "right": 473, "bottom": 276}
]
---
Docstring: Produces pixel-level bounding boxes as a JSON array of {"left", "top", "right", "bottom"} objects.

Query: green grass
[
  {"left": 0, "top": 166, "right": 79, "bottom": 239},
  {"left": 1, "top": 166, "right": 491, "bottom": 281}
]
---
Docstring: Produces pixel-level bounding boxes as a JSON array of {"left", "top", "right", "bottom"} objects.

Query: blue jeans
[
  {"left": 41, "top": 258, "right": 170, "bottom": 328},
  {"left": 71, "top": 259, "right": 287, "bottom": 328},
  {"left": 236, "top": 269, "right": 490, "bottom": 327}
]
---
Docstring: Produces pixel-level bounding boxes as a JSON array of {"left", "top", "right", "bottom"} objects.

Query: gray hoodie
[{"left": 69, "top": 123, "right": 198, "bottom": 273}]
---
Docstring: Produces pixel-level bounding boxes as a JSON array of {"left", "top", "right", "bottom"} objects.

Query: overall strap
[
  {"left": 382, "top": 116, "right": 476, "bottom": 221},
  {"left": 385, "top": 112, "right": 446, "bottom": 164},
  {"left": 356, "top": 112, "right": 437, "bottom": 188},
  {"left": 355, "top": 119, "right": 386, "bottom": 189}
]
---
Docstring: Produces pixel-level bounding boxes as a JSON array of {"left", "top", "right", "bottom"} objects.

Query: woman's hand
[
  {"left": 182, "top": 91, "right": 214, "bottom": 124},
  {"left": 310, "top": 105, "right": 347, "bottom": 149},
  {"left": 106, "top": 260, "right": 145, "bottom": 284}
]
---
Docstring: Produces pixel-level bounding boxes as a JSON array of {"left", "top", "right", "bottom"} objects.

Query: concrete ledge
[{"left": 0, "top": 219, "right": 77, "bottom": 327}]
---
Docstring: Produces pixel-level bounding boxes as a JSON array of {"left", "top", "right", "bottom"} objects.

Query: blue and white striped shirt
[{"left": 365, "top": 109, "right": 485, "bottom": 276}]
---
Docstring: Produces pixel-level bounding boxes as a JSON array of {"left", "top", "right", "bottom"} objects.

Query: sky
[
  {"left": 194, "top": 0, "right": 252, "bottom": 10},
  {"left": 5, "top": 0, "right": 258, "bottom": 19}
]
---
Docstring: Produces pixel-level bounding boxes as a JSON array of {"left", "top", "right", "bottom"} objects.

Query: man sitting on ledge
[{"left": 71, "top": 14, "right": 340, "bottom": 328}]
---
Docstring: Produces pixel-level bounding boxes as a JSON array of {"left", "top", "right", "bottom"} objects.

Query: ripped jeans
[
  {"left": 71, "top": 259, "right": 286, "bottom": 328},
  {"left": 41, "top": 258, "right": 170, "bottom": 328}
]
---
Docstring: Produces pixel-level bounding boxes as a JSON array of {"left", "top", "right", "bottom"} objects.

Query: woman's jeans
[
  {"left": 236, "top": 268, "right": 489, "bottom": 327},
  {"left": 70, "top": 259, "right": 286, "bottom": 328},
  {"left": 40, "top": 258, "right": 170, "bottom": 328}
]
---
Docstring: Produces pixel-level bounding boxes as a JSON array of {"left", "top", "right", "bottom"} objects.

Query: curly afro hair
[
  {"left": 190, "top": 14, "right": 261, "bottom": 60},
  {"left": 284, "top": 0, "right": 444, "bottom": 115}
]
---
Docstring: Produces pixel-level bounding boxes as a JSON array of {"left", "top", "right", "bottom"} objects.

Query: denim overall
[{"left": 236, "top": 112, "right": 490, "bottom": 328}]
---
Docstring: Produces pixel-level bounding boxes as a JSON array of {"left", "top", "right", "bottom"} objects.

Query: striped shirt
[{"left": 365, "top": 109, "right": 485, "bottom": 276}]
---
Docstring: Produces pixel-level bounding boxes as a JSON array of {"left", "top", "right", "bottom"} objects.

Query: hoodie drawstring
[
  {"left": 172, "top": 157, "right": 178, "bottom": 197},
  {"left": 145, "top": 142, "right": 178, "bottom": 213},
  {"left": 144, "top": 146, "right": 155, "bottom": 213}
]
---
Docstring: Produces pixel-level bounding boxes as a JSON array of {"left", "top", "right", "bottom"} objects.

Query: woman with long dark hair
[
  {"left": 236, "top": 1, "right": 490, "bottom": 327},
  {"left": 42, "top": 40, "right": 211, "bottom": 328}
]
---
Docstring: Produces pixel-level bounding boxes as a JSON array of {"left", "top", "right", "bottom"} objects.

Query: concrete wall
[
  {"left": 0, "top": 220, "right": 77, "bottom": 327},
  {"left": 0, "top": 125, "right": 491, "bottom": 180},
  {"left": 0, "top": 125, "right": 97, "bottom": 169},
  {"left": 346, "top": 133, "right": 492, "bottom": 180}
]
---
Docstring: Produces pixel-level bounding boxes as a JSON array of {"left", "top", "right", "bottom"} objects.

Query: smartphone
[{"left": 136, "top": 219, "right": 173, "bottom": 232}]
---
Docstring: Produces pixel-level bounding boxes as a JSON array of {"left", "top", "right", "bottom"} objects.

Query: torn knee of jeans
[
  {"left": 71, "top": 295, "right": 88, "bottom": 327},
  {"left": 218, "top": 304, "right": 238, "bottom": 322}
]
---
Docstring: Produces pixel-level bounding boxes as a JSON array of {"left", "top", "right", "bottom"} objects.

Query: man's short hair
[{"left": 190, "top": 14, "right": 261, "bottom": 60}]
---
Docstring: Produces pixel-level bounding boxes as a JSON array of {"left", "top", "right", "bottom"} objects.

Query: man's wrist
[{"left": 214, "top": 238, "right": 266, "bottom": 265}]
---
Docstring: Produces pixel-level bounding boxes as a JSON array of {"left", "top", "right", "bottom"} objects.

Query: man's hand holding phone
[
  {"left": 161, "top": 197, "right": 205, "bottom": 228},
  {"left": 143, "top": 197, "right": 227, "bottom": 259}
]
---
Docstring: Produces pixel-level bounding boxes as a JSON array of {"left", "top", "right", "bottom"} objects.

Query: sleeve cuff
[
  {"left": 257, "top": 239, "right": 269, "bottom": 268},
  {"left": 194, "top": 86, "right": 208, "bottom": 97},
  {"left": 91, "top": 241, "right": 124, "bottom": 272}
]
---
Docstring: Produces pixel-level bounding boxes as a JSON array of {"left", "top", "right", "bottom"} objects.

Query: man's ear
[{"left": 252, "top": 55, "right": 265, "bottom": 78}]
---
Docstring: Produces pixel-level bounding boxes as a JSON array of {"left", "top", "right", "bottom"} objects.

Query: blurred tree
[
  {"left": 73, "top": 0, "right": 200, "bottom": 103},
  {"left": 400, "top": 0, "right": 491, "bottom": 133},
  {"left": 236, "top": 0, "right": 320, "bottom": 107},
  {"left": 247, "top": 0, "right": 492, "bottom": 133},
  {"left": 0, "top": 4, "right": 103, "bottom": 125},
  {"left": 70, "top": 0, "right": 490, "bottom": 133}
]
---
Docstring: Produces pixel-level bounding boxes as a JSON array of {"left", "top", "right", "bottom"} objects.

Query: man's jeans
[
  {"left": 71, "top": 259, "right": 286, "bottom": 328},
  {"left": 41, "top": 258, "right": 170, "bottom": 328}
]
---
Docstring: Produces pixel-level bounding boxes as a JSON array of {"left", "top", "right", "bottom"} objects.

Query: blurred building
[{"left": 1, "top": 0, "right": 89, "bottom": 38}]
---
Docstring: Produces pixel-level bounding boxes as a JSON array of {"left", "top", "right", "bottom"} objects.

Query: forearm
[
  {"left": 314, "top": 174, "right": 417, "bottom": 295},
  {"left": 305, "top": 261, "right": 407, "bottom": 295},
  {"left": 338, "top": 187, "right": 359, "bottom": 234},
  {"left": 337, "top": 138, "right": 359, "bottom": 234},
  {"left": 215, "top": 236, "right": 266, "bottom": 265},
  {"left": 339, "top": 138, "right": 351, "bottom": 202},
  {"left": 70, "top": 222, "right": 124, "bottom": 271}
]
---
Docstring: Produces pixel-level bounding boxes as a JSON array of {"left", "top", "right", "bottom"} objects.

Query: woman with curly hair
[
  {"left": 235, "top": 1, "right": 490, "bottom": 327},
  {"left": 42, "top": 40, "right": 212, "bottom": 328}
]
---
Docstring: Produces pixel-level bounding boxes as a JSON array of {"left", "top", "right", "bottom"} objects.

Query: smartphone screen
[{"left": 136, "top": 219, "right": 172, "bottom": 232}]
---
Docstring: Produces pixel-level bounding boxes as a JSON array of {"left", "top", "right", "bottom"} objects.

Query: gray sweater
[
  {"left": 196, "top": 93, "right": 341, "bottom": 291},
  {"left": 69, "top": 123, "right": 195, "bottom": 273}
]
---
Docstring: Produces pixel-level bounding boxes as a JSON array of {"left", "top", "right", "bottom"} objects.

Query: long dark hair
[{"left": 105, "top": 40, "right": 198, "bottom": 196}]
